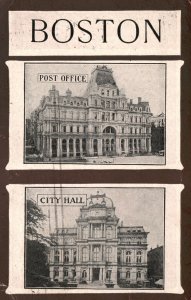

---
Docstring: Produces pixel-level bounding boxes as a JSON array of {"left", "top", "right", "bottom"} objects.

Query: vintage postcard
[
  {"left": 7, "top": 184, "right": 183, "bottom": 294},
  {"left": 6, "top": 60, "right": 183, "bottom": 169}
]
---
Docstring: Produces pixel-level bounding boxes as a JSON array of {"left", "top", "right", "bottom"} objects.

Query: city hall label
[{"left": 37, "top": 194, "right": 86, "bottom": 206}]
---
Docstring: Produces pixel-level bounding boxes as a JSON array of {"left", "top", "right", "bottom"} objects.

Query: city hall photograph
[
  {"left": 25, "top": 62, "right": 166, "bottom": 165},
  {"left": 25, "top": 187, "right": 164, "bottom": 289}
]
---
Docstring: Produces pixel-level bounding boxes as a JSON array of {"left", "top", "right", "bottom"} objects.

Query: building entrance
[
  {"left": 92, "top": 268, "right": 100, "bottom": 281},
  {"left": 102, "top": 126, "right": 116, "bottom": 156}
]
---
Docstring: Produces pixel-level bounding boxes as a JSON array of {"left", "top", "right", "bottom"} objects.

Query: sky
[
  {"left": 26, "top": 187, "right": 164, "bottom": 250},
  {"left": 25, "top": 63, "right": 165, "bottom": 118}
]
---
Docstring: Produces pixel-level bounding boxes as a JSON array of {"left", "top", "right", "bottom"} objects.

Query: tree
[
  {"left": 26, "top": 199, "right": 46, "bottom": 238},
  {"left": 26, "top": 199, "right": 50, "bottom": 287}
]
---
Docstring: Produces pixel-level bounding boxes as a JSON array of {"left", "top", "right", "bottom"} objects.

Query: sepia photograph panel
[
  {"left": 25, "top": 187, "right": 164, "bottom": 290},
  {"left": 25, "top": 63, "right": 166, "bottom": 165}
]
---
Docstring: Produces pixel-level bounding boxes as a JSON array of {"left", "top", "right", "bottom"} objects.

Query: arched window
[
  {"left": 54, "top": 267, "right": 59, "bottom": 278},
  {"left": 82, "top": 247, "right": 88, "bottom": 262},
  {"left": 64, "top": 250, "right": 69, "bottom": 263},
  {"left": 121, "top": 139, "right": 125, "bottom": 152},
  {"left": 82, "top": 270, "right": 87, "bottom": 279},
  {"left": 106, "top": 247, "right": 112, "bottom": 262},
  {"left": 117, "top": 250, "right": 121, "bottom": 264},
  {"left": 126, "top": 251, "right": 131, "bottom": 263},
  {"left": 82, "top": 226, "right": 88, "bottom": 239},
  {"left": 126, "top": 271, "right": 130, "bottom": 279},
  {"left": 54, "top": 249, "right": 60, "bottom": 263},
  {"left": 73, "top": 250, "right": 76, "bottom": 264},
  {"left": 93, "top": 247, "right": 100, "bottom": 261},
  {"left": 94, "top": 225, "right": 101, "bottom": 238},
  {"left": 64, "top": 269, "right": 68, "bottom": 277},
  {"left": 103, "top": 126, "right": 115, "bottom": 134},
  {"left": 136, "top": 251, "right": 142, "bottom": 263},
  {"left": 106, "top": 101, "right": 110, "bottom": 108},
  {"left": 106, "top": 226, "right": 112, "bottom": 239}
]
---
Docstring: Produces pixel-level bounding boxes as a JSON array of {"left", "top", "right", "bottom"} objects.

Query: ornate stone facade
[
  {"left": 30, "top": 65, "right": 152, "bottom": 160},
  {"left": 49, "top": 192, "right": 149, "bottom": 286}
]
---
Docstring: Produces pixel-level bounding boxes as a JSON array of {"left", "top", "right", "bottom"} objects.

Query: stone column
[
  {"left": 57, "top": 138, "right": 62, "bottom": 158},
  {"left": 73, "top": 138, "right": 76, "bottom": 158},
  {"left": 59, "top": 266, "right": 63, "bottom": 281},
  {"left": 80, "top": 139, "right": 83, "bottom": 156},
  {"left": 49, "top": 137, "right": 52, "bottom": 158},
  {"left": 148, "top": 138, "right": 151, "bottom": 153},
  {"left": 136, "top": 139, "right": 139, "bottom": 154},
  {"left": 99, "top": 268, "right": 102, "bottom": 281},
  {"left": 103, "top": 267, "right": 106, "bottom": 282},
  {"left": 141, "top": 138, "right": 145, "bottom": 152},
  {"left": 111, "top": 266, "right": 117, "bottom": 284},
  {"left": 125, "top": 139, "right": 128, "bottom": 154},
  {"left": 49, "top": 266, "right": 54, "bottom": 281},
  {"left": 66, "top": 139, "right": 69, "bottom": 158},
  {"left": 88, "top": 138, "right": 94, "bottom": 156},
  {"left": 90, "top": 244, "right": 93, "bottom": 261},
  {"left": 90, "top": 267, "right": 92, "bottom": 283},
  {"left": 116, "top": 137, "right": 121, "bottom": 155},
  {"left": 103, "top": 245, "right": 105, "bottom": 261},
  {"left": 98, "top": 138, "right": 102, "bottom": 156},
  {"left": 132, "top": 139, "right": 135, "bottom": 154},
  {"left": 104, "top": 224, "right": 106, "bottom": 237}
]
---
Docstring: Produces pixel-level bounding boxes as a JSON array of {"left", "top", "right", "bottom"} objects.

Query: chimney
[{"left": 138, "top": 97, "right": 142, "bottom": 104}]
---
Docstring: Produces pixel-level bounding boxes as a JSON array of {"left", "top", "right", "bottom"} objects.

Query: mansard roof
[{"left": 95, "top": 66, "right": 117, "bottom": 88}]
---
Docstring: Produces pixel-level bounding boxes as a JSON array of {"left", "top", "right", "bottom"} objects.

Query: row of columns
[{"left": 38, "top": 136, "right": 152, "bottom": 158}]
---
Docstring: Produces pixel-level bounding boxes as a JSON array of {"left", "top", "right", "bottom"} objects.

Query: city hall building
[
  {"left": 29, "top": 65, "right": 152, "bottom": 160},
  {"left": 49, "top": 192, "right": 149, "bottom": 286}
]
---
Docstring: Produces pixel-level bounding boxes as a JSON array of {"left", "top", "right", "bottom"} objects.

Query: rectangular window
[
  {"left": 52, "top": 124, "right": 58, "bottom": 133},
  {"left": 63, "top": 126, "right": 66, "bottom": 133},
  {"left": 70, "top": 126, "right": 73, "bottom": 133},
  {"left": 94, "top": 127, "right": 98, "bottom": 134},
  {"left": 54, "top": 267, "right": 59, "bottom": 277},
  {"left": 77, "top": 126, "right": 80, "bottom": 133},
  {"left": 84, "top": 126, "right": 87, "bottom": 133}
]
